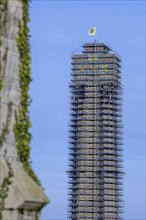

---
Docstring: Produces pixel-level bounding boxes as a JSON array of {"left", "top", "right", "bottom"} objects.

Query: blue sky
[{"left": 29, "top": 1, "right": 145, "bottom": 219}]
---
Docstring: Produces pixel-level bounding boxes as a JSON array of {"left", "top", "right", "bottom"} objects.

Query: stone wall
[{"left": 0, "top": 1, "right": 48, "bottom": 219}]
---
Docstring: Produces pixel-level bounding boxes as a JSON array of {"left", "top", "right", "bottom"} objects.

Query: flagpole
[{"left": 95, "top": 36, "right": 98, "bottom": 44}]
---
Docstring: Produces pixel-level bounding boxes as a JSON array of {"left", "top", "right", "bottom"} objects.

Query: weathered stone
[{"left": 0, "top": 1, "right": 49, "bottom": 219}]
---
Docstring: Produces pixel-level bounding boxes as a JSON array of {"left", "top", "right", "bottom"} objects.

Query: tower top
[{"left": 83, "top": 42, "right": 111, "bottom": 53}]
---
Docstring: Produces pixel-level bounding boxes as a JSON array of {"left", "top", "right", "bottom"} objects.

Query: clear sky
[{"left": 29, "top": 1, "right": 145, "bottom": 219}]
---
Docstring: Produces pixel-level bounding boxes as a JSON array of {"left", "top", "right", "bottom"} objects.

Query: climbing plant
[
  {"left": 0, "top": 0, "right": 8, "bottom": 91},
  {"left": 0, "top": 159, "right": 13, "bottom": 220},
  {"left": 0, "top": 1, "right": 9, "bottom": 219},
  {"left": 0, "top": 102, "right": 13, "bottom": 220},
  {"left": 13, "top": 0, "right": 40, "bottom": 184},
  {"left": 0, "top": 1, "right": 41, "bottom": 219},
  {"left": 0, "top": 102, "right": 13, "bottom": 147},
  {"left": 0, "top": 0, "right": 8, "bottom": 36}
]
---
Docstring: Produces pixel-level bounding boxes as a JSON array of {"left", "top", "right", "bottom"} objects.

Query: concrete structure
[
  {"left": 0, "top": 1, "right": 48, "bottom": 219},
  {"left": 68, "top": 43, "right": 124, "bottom": 219}
]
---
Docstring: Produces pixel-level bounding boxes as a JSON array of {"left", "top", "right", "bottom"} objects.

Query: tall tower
[{"left": 68, "top": 42, "right": 124, "bottom": 219}]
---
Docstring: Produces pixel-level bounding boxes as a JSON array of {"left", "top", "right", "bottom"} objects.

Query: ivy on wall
[
  {"left": 0, "top": 48, "right": 9, "bottom": 144},
  {"left": 0, "top": 1, "right": 9, "bottom": 219},
  {"left": 0, "top": 0, "right": 8, "bottom": 91},
  {"left": 0, "top": 102, "right": 13, "bottom": 148},
  {"left": 0, "top": 0, "right": 41, "bottom": 218},
  {"left": 13, "top": 0, "right": 40, "bottom": 184},
  {"left": 0, "top": 159, "right": 13, "bottom": 220},
  {"left": 0, "top": 0, "right": 8, "bottom": 37}
]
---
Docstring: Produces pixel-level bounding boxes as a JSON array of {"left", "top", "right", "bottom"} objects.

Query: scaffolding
[{"left": 68, "top": 43, "right": 124, "bottom": 220}]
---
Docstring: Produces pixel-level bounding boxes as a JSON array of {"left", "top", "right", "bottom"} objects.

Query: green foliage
[
  {"left": 0, "top": 66, "right": 13, "bottom": 219},
  {"left": 0, "top": 0, "right": 8, "bottom": 92},
  {"left": 0, "top": 48, "right": 8, "bottom": 95},
  {"left": 0, "top": 0, "right": 8, "bottom": 36},
  {"left": 0, "top": 177, "right": 9, "bottom": 220},
  {"left": 0, "top": 102, "right": 13, "bottom": 147},
  {"left": 0, "top": 80, "right": 2, "bottom": 91},
  {"left": 14, "top": 0, "right": 40, "bottom": 185},
  {"left": 0, "top": 160, "right": 13, "bottom": 220},
  {"left": 0, "top": 1, "right": 40, "bottom": 219},
  {"left": 0, "top": 0, "right": 8, "bottom": 108},
  {"left": 0, "top": 1, "right": 9, "bottom": 219}
]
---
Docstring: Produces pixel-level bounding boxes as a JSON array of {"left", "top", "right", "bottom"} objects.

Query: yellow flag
[{"left": 88, "top": 27, "right": 96, "bottom": 36}]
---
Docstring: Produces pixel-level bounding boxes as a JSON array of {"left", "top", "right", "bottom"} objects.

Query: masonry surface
[{"left": 0, "top": 1, "right": 48, "bottom": 219}]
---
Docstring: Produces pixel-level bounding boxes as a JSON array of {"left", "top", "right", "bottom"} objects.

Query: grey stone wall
[{"left": 0, "top": 1, "right": 48, "bottom": 219}]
